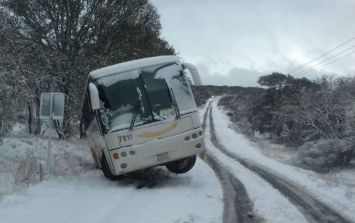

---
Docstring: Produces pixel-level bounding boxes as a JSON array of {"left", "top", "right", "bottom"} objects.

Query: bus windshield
[{"left": 95, "top": 66, "right": 177, "bottom": 133}]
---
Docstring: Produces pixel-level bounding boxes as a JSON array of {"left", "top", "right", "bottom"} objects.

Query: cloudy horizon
[{"left": 151, "top": 0, "right": 355, "bottom": 86}]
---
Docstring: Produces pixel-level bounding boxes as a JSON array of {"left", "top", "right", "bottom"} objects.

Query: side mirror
[
  {"left": 183, "top": 63, "right": 202, "bottom": 86},
  {"left": 89, "top": 83, "right": 100, "bottom": 110}
]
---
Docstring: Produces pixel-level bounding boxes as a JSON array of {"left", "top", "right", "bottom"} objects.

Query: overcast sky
[{"left": 150, "top": 0, "right": 355, "bottom": 86}]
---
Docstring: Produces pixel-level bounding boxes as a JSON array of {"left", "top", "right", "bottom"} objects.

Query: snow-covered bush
[
  {"left": 0, "top": 136, "right": 93, "bottom": 199},
  {"left": 14, "top": 151, "right": 41, "bottom": 185},
  {"left": 297, "top": 139, "right": 355, "bottom": 172}
]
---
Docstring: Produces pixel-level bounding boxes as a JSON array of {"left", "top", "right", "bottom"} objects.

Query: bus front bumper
[{"left": 108, "top": 128, "right": 205, "bottom": 175}]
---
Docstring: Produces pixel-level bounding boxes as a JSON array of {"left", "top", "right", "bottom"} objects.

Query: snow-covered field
[
  {"left": 0, "top": 124, "right": 223, "bottom": 223},
  {"left": 211, "top": 101, "right": 355, "bottom": 221}
]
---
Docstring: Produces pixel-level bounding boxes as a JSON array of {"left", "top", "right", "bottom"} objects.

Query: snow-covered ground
[
  {"left": 0, "top": 159, "right": 222, "bottom": 223},
  {"left": 0, "top": 135, "right": 92, "bottom": 199},
  {"left": 204, "top": 114, "right": 308, "bottom": 223},
  {"left": 0, "top": 122, "right": 223, "bottom": 223},
  {"left": 211, "top": 101, "right": 355, "bottom": 221},
  {"left": 245, "top": 131, "right": 298, "bottom": 164},
  {"left": 5, "top": 97, "right": 355, "bottom": 223}
]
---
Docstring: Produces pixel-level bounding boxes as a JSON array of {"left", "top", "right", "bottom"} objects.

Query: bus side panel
[{"left": 86, "top": 117, "right": 106, "bottom": 169}]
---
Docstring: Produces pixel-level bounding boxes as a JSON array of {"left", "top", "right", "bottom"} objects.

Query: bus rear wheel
[{"left": 165, "top": 155, "right": 196, "bottom": 174}]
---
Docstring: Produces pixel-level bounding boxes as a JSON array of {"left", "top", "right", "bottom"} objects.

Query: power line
[
  {"left": 318, "top": 50, "right": 355, "bottom": 67},
  {"left": 299, "top": 50, "right": 355, "bottom": 76},
  {"left": 289, "top": 36, "right": 355, "bottom": 74},
  {"left": 296, "top": 45, "right": 355, "bottom": 75},
  {"left": 311, "top": 45, "right": 355, "bottom": 69}
]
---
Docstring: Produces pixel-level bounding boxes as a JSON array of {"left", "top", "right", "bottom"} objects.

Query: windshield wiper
[
  {"left": 169, "top": 88, "right": 180, "bottom": 119},
  {"left": 129, "top": 103, "right": 139, "bottom": 131},
  {"left": 138, "top": 74, "right": 156, "bottom": 122},
  {"left": 130, "top": 85, "right": 146, "bottom": 131}
]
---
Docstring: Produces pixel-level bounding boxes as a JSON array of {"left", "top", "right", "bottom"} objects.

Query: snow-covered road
[{"left": 204, "top": 100, "right": 355, "bottom": 223}]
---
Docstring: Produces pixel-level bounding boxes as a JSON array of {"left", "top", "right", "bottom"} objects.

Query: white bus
[{"left": 80, "top": 56, "right": 205, "bottom": 179}]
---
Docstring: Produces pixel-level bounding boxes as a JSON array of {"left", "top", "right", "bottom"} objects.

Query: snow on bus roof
[{"left": 89, "top": 55, "right": 181, "bottom": 80}]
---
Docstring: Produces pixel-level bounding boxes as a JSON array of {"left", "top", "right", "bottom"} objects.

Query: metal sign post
[
  {"left": 47, "top": 94, "right": 53, "bottom": 177},
  {"left": 40, "top": 93, "right": 65, "bottom": 178}
]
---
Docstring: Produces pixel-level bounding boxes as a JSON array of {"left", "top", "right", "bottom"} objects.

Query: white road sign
[
  {"left": 40, "top": 93, "right": 65, "bottom": 120},
  {"left": 39, "top": 92, "right": 65, "bottom": 178}
]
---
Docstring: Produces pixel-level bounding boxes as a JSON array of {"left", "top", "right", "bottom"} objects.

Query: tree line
[
  {"left": 0, "top": 0, "right": 174, "bottom": 141},
  {"left": 219, "top": 73, "right": 355, "bottom": 171}
]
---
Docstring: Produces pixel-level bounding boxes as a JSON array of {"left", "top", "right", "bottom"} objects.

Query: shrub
[{"left": 297, "top": 139, "right": 355, "bottom": 172}]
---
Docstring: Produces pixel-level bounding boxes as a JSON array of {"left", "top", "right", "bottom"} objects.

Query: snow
[
  {"left": 0, "top": 158, "right": 222, "bottom": 223},
  {"left": 10, "top": 123, "right": 27, "bottom": 135},
  {"left": 110, "top": 112, "right": 137, "bottom": 131},
  {"left": 246, "top": 132, "right": 297, "bottom": 164},
  {"left": 0, "top": 136, "right": 93, "bottom": 199},
  {"left": 0, "top": 118, "right": 223, "bottom": 222},
  {"left": 198, "top": 101, "right": 307, "bottom": 222},
  {"left": 324, "top": 165, "right": 355, "bottom": 188},
  {"left": 90, "top": 56, "right": 180, "bottom": 80},
  {"left": 156, "top": 63, "right": 197, "bottom": 114},
  {"left": 211, "top": 101, "right": 355, "bottom": 221},
  {"left": 204, "top": 118, "right": 307, "bottom": 223}
]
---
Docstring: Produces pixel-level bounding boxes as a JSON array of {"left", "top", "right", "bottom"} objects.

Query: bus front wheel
[
  {"left": 90, "top": 147, "right": 101, "bottom": 169},
  {"left": 165, "top": 155, "right": 196, "bottom": 174},
  {"left": 101, "top": 154, "right": 117, "bottom": 180}
]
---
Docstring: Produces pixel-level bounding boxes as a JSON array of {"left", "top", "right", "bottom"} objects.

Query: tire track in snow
[
  {"left": 208, "top": 103, "right": 352, "bottom": 223},
  {"left": 201, "top": 103, "right": 260, "bottom": 223},
  {"left": 201, "top": 101, "right": 211, "bottom": 131}
]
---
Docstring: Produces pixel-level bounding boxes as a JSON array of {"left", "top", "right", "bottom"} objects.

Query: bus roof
[{"left": 89, "top": 55, "right": 181, "bottom": 80}]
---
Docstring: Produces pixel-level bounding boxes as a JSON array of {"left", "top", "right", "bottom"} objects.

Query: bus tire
[
  {"left": 90, "top": 147, "right": 100, "bottom": 169},
  {"left": 165, "top": 155, "right": 196, "bottom": 174},
  {"left": 100, "top": 154, "right": 117, "bottom": 180}
]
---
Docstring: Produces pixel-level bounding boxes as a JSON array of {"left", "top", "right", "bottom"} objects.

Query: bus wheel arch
[{"left": 165, "top": 155, "right": 197, "bottom": 174}]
